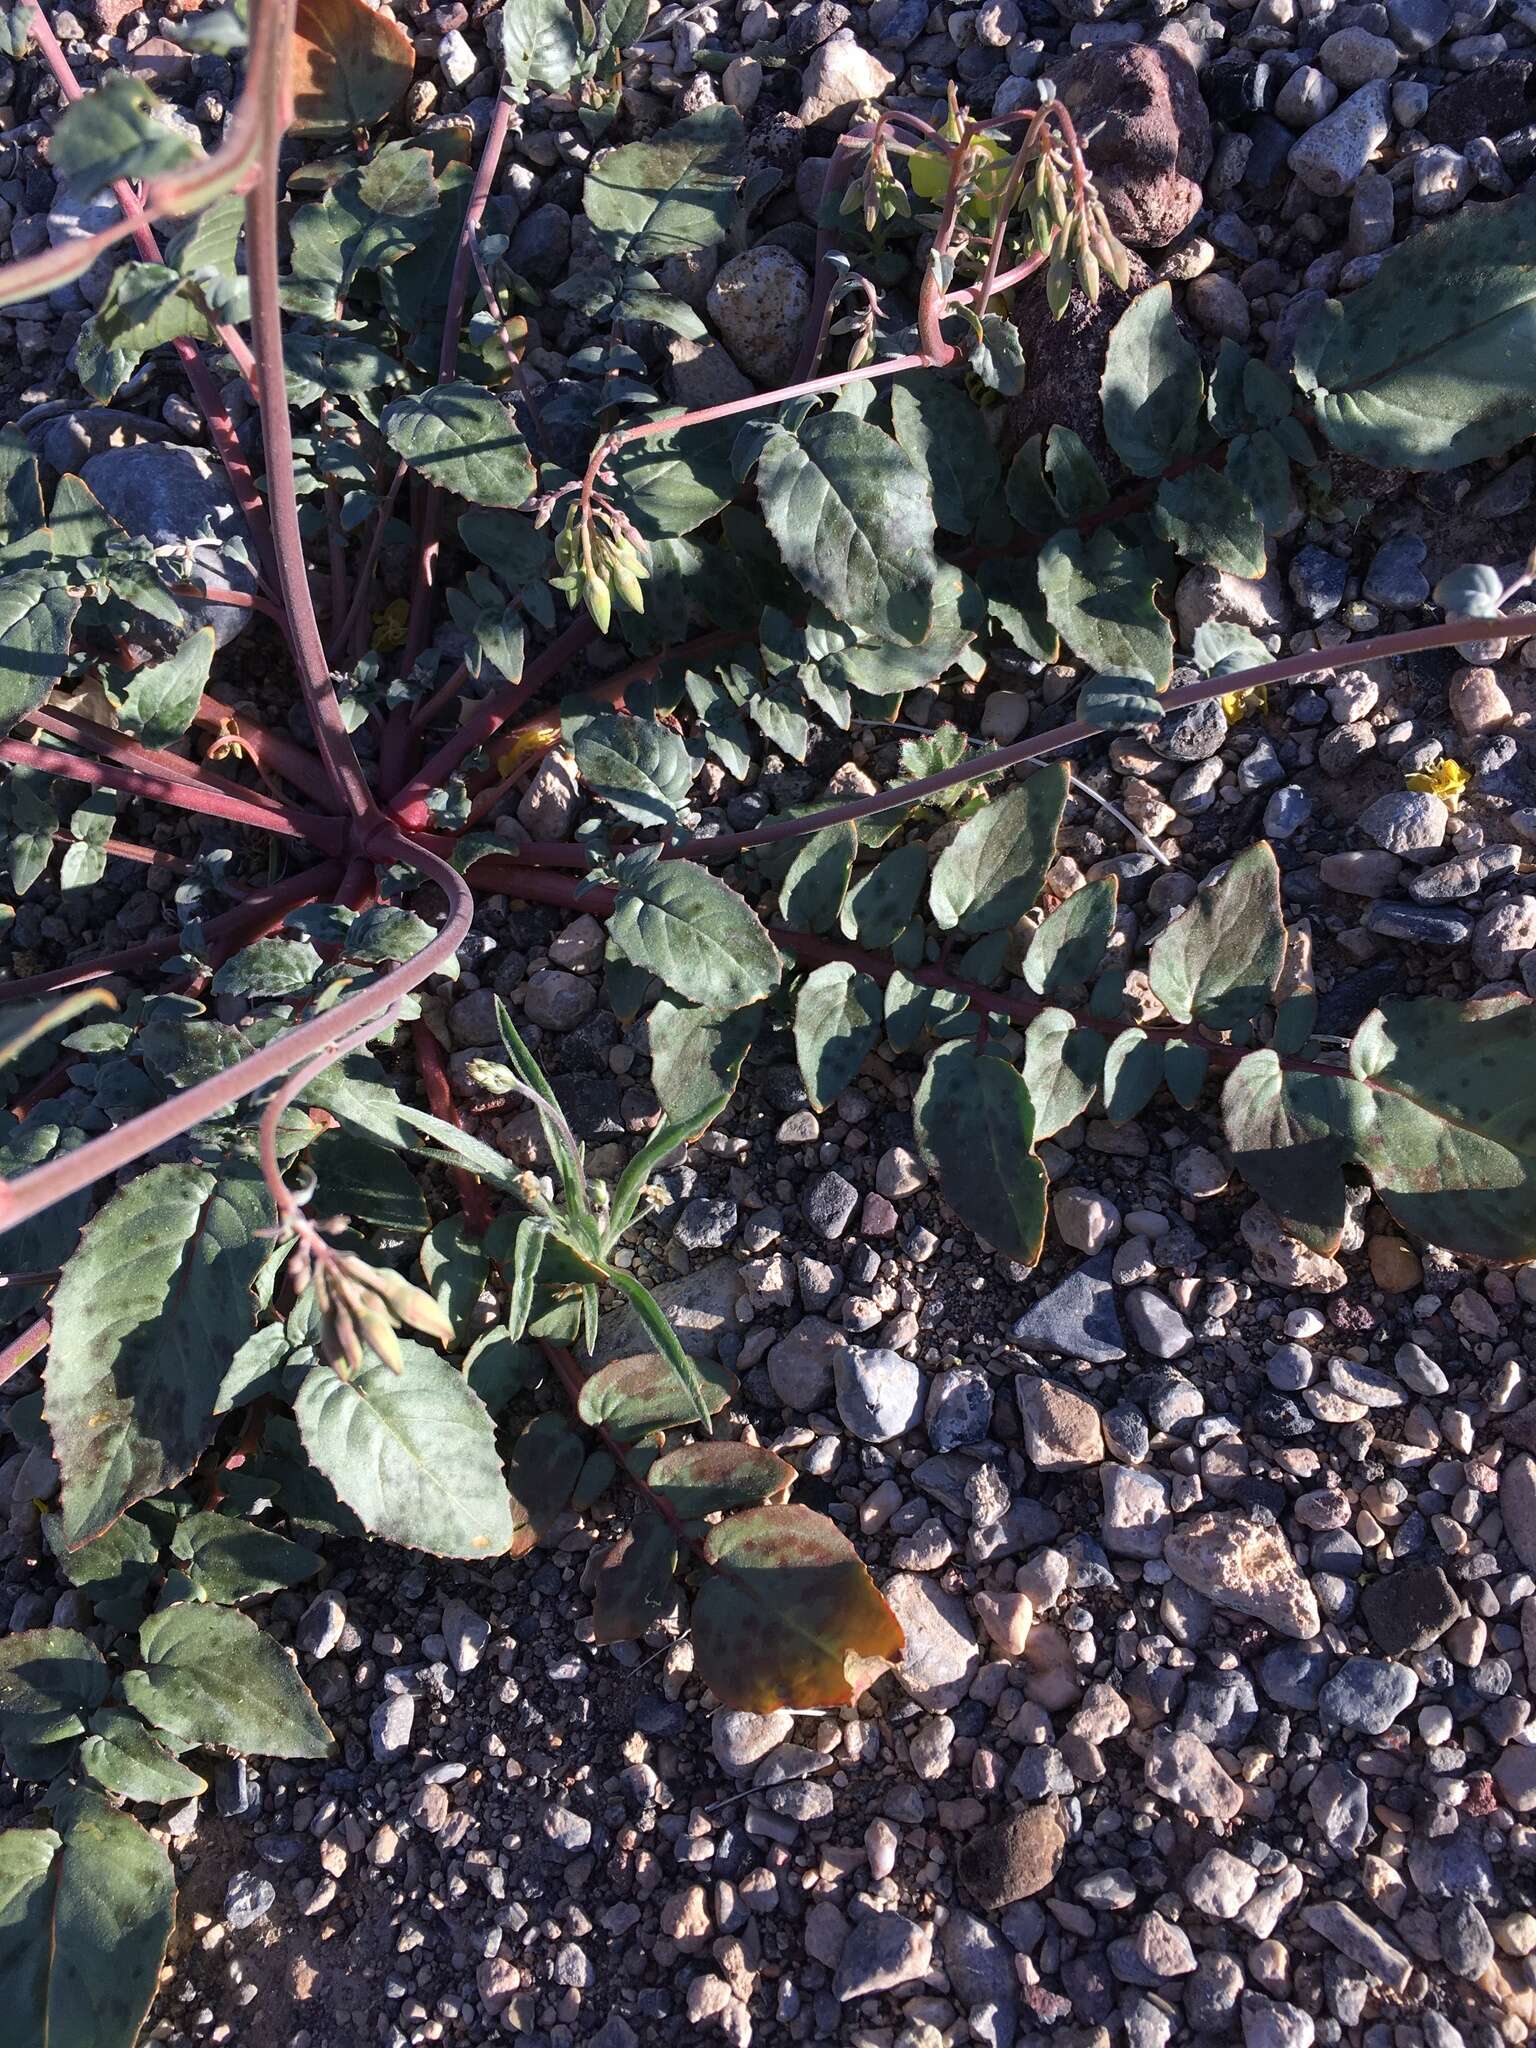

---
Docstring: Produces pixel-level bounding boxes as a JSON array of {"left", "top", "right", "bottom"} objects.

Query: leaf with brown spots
[
  {"left": 575, "top": 1351, "right": 736, "bottom": 1443},
  {"left": 290, "top": 0, "right": 417, "bottom": 135},
  {"left": 691, "top": 1504, "right": 903, "bottom": 1712},
  {"left": 646, "top": 1441, "right": 795, "bottom": 1519},
  {"left": 1350, "top": 995, "right": 1536, "bottom": 1261}
]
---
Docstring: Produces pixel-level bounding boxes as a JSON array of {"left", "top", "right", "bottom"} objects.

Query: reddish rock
[{"left": 1056, "top": 43, "right": 1212, "bottom": 249}]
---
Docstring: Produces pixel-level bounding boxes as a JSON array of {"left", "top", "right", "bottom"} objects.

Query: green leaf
[
  {"left": 1153, "top": 468, "right": 1266, "bottom": 578},
  {"left": 889, "top": 376, "right": 1001, "bottom": 535},
  {"left": 647, "top": 1440, "right": 794, "bottom": 1518},
  {"left": 778, "top": 820, "right": 857, "bottom": 934},
  {"left": 505, "top": 1412, "right": 586, "bottom": 1556},
  {"left": 110, "top": 626, "right": 214, "bottom": 747},
  {"left": 1292, "top": 191, "right": 1536, "bottom": 471},
  {"left": 505, "top": 1217, "right": 556, "bottom": 1343},
  {"left": 1222, "top": 1048, "right": 1358, "bottom": 1254},
  {"left": 1075, "top": 668, "right": 1165, "bottom": 730},
  {"left": 1102, "top": 1026, "right": 1163, "bottom": 1124},
  {"left": 610, "top": 849, "right": 781, "bottom": 1010},
  {"left": 164, "top": 189, "right": 244, "bottom": 277},
  {"left": 928, "top": 766, "right": 1067, "bottom": 935},
  {"left": 1100, "top": 282, "right": 1204, "bottom": 477},
  {"left": 1003, "top": 435, "right": 1061, "bottom": 534},
  {"left": 1038, "top": 529, "right": 1173, "bottom": 685},
  {"left": 966, "top": 314, "right": 1027, "bottom": 397},
  {"left": 1164, "top": 1038, "right": 1210, "bottom": 1109},
  {"left": 294, "top": 1341, "right": 514, "bottom": 1558},
  {"left": 286, "top": 144, "right": 439, "bottom": 319},
  {"left": 584, "top": 104, "right": 745, "bottom": 266},
  {"left": 1349, "top": 995, "right": 1536, "bottom": 1260},
  {"left": 308, "top": 1128, "right": 430, "bottom": 1232},
  {"left": 501, "top": 0, "right": 581, "bottom": 96},
  {"left": 0, "top": 1629, "right": 109, "bottom": 1780},
  {"left": 566, "top": 710, "right": 693, "bottom": 827},
  {"left": 1147, "top": 843, "right": 1285, "bottom": 1032},
  {"left": 169, "top": 1511, "right": 323, "bottom": 1605},
  {"left": 347, "top": 905, "right": 437, "bottom": 963},
  {"left": 794, "top": 962, "right": 883, "bottom": 1111},
  {"left": 839, "top": 840, "right": 927, "bottom": 949},
  {"left": 757, "top": 412, "right": 939, "bottom": 646},
  {"left": 123, "top": 1603, "right": 332, "bottom": 1758},
  {"left": 592, "top": 1512, "right": 680, "bottom": 1643},
  {"left": 77, "top": 262, "right": 216, "bottom": 400},
  {"left": 420, "top": 1214, "right": 488, "bottom": 1336},
  {"left": 1044, "top": 426, "right": 1108, "bottom": 519},
  {"left": 42, "top": 1511, "right": 158, "bottom": 1625},
  {"left": 913, "top": 1042, "right": 1046, "bottom": 1263},
  {"left": 211, "top": 935, "right": 321, "bottom": 999},
  {"left": 692, "top": 1503, "right": 904, "bottom": 1712},
  {"left": 51, "top": 73, "right": 195, "bottom": 201},
  {"left": 1192, "top": 619, "right": 1270, "bottom": 676},
  {"left": 576, "top": 1349, "right": 736, "bottom": 1440},
  {"left": 647, "top": 997, "right": 761, "bottom": 1123},
  {"left": 979, "top": 555, "right": 1058, "bottom": 663},
  {"left": 608, "top": 415, "right": 736, "bottom": 540},
  {"left": 46, "top": 1162, "right": 272, "bottom": 1549},
  {"left": 1226, "top": 429, "right": 1293, "bottom": 534},
  {"left": 462, "top": 1327, "right": 541, "bottom": 1416},
  {"left": 382, "top": 382, "right": 535, "bottom": 508},
  {"left": 884, "top": 968, "right": 964, "bottom": 1052},
  {"left": 1022, "top": 1010, "right": 1106, "bottom": 1139},
  {"left": 0, "top": 571, "right": 80, "bottom": 729},
  {"left": 1024, "top": 877, "right": 1117, "bottom": 996},
  {"left": 79, "top": 1708, "right": 208, "bottom": 1805},
  {"left": 0, "top": 427, "right": 45, "bottom": 567},
  {"left": 0, "top": 1786, "right": 174, "bottom": 2048}
]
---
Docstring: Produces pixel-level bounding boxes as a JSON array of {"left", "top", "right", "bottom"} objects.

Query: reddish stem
[
  {"left": 0, "top": 1318, "right": 49, "bottom": 1391},
  {"left": 191, "top": 695, "right": 341, "bottom": 809},
  {"left": 27, "top": 705, "right": 300, "bottom": 820},
  {"left": 328, "top": 459, "right": 408, "bottom": 663},
  {"left": 411, "top": 1020, "right": 495, "bottom": 1236}
]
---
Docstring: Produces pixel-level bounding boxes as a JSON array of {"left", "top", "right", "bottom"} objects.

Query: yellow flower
[
  {"left": 1221, "top": 682, "right": 1269, "bottom": 723},
  {"left": 1405, "top": 757, "right": 1471, "bottom": 809},
  {"left": 371, "top": 598, "right": 410, "bottom": 652},
  {"left": 493, "top": 718, "right": 563, "bottom": 781},
  {"left": 908, "top": 132, "right": 1011, "bottom": 225}
]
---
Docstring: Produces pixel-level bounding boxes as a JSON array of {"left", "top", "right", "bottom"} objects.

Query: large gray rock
[
  {"left": 882, "top": 1573, "right": 980, "bottom": 1708},
  {"left": 80, "top": 443, "right": 261, "bottom": 648},
  {"left": 706, "top": 245, "right": 811, "bottom": 385}
]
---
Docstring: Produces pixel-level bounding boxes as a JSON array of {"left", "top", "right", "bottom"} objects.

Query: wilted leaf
[
  {"left": 1349, "top": 995, "right": 1536, "bottom": 1260},
  {"left": 913, "top": 1042, "right": 1047, "bottom": 1263},
  {"left": 757, "top": 412, "right": 939, "bottom": 646},
  {"left": 610, "top": 849, "right": 781, "bottom": 1011},
  {"left": 1100, "top": 282, "right": 1203, "bottom": 477},
  {"left": 46, "top": 1162, "right": 272, "bottom": 1549},
  {"left": 1024, "top": 877, "right": 1117, "bottom": 996},
  {"left": 794, "top": 962, "right": 883, "bottom": 1111},
  {"left": 1038, "top": 529, "right": 1172, "bottom": 685},
  {"left": 691, "top": 1504, "right": 903, "bottom": 1712},
  {"left": 506, "top": 1411, "right": 586, "bottom": 1557},
  {"left": 584, "top": 105, "right": 745, "bottom": 265},
  {"left": 382, "top": 383, "right": 535, "bottom": 508},
  {"left": 0, "top": 1786, "right": 173, "bottom": 2048},
  {"left": 566, "top": 710, "right": 693, "bottom": 827},
  {"left": 290, "top": 0, "right": 416, "bottom": 134},
  {"left": 295, "top": 1343, "right": 514, "bottom": 1558},
  {"left": 123, "top": 1603, "right": 331, "bottom": 1759},
  {"left": 1147, "top": 843, "right": 1285, "bottom": 1032},
  {"left": 928, "top": 766, "right": 1067, "bottom": 935},
  {"left": 592, "top": 1513, "right": 679, "bottom": 1643},
  {"left": 1222, "top": 1048, "right": 1359, "bottom": 1254},
  {"left": 576, "top": 1351, "right": 736, "bottom": 1441},
  {"left": 1292, "top": 192, "right": 1536, "bottom": 471},
  {"left": 647, "top": 1440, "right": 794, "bottom": 1517}
]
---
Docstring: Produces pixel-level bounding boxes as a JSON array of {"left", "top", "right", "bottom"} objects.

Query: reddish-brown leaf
[
  {"left": 647, "top": 1441, "right": 795, "bottom": 1519},
  {"left": 691, "top": 1504, "right": 904, "bottom": 1712},
  {"left": 290, "top": 0, "right": 416, "bottom": 135},
  {"left": 591, "top": 1513, "right": 679, "bottom": 1644}
]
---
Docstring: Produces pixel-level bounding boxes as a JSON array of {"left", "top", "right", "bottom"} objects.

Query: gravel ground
[{"left": 5, "top": 3, "right": 1536, "bottom": 2047}]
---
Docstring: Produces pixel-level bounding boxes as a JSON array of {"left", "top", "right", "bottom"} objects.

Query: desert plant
[{"left": 2, "top": 1, "right": 1536, "bottom": 2037}]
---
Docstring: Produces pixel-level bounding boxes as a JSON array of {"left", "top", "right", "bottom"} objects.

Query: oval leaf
[
  {"left": 584, "top": 105, "right": 745, "bottom": 266},
  {"left": 566, "top": 710, "right": 693, "bottom": 827},
  {"left": 576, "top": 1350, "right": 736, "bottom": 1441},
  {"left": 294, "top": 1342, "right": 514, "bottom": 1557},
  {"left": 1101, "top": 282, "right": 1204, "bottom": 477},
  {"left": 610, "top": 850, "right": 781, "bottom": 1011},
  {"left": 1147, "top": 843, "right": 1285, "bottom": 1032},
  {"left": 382, "top": 382, "right": 535, "bottom": 508},
  {"left": 647, "top": 1440, "right": 795, "bottom": 1518},
  {"left": 913, "top": 1042, "right": 1047, "bottom": 1264},
  {"left": 290, "top": 0, "right": 417, "bottom": 135},
  {"left": 794, "top": 962, "right": 883, "bottom": 1112},
  {"left": 928, "top": 766, "right": 1067, "bottom": 935}
]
